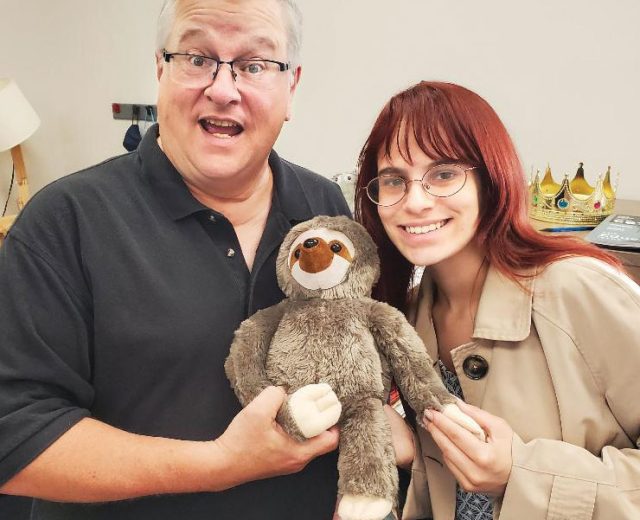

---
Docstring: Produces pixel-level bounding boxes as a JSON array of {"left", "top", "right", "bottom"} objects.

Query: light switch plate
[{"left": 112, "top": 103, "right": 157, "bottom": 122}]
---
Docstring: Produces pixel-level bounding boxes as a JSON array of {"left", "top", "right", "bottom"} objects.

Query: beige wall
[
  {"left": 0, "top": 0, "right": 160, "bottom": 214},
  {"left": 1, "top": 0, "right": 638, "bottom": 218},
  {"left": 284, "top": 0, "right": 640, "bottom": 200}
]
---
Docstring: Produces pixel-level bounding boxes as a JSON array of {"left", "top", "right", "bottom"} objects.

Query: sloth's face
[{"left": 288, "top": 227, "right": 355, "bottom": 290}]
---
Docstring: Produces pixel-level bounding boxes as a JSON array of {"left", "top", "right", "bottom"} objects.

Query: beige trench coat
[{"left": 402, "top": 257, "right": 640, "bottom": 520}]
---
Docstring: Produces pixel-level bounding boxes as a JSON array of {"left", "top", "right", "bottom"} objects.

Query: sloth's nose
[{"left": 303, "top": 238, "right": 319, "bottom": 249}]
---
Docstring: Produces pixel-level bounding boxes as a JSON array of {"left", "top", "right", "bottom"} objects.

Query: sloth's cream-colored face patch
[{"left": 288, "top": 228, "right": 354, "bottom": 290}]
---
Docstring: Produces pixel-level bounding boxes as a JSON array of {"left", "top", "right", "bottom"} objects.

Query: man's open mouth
[{"left": 199, "top": 118, "right": 243, "bottom": 139}]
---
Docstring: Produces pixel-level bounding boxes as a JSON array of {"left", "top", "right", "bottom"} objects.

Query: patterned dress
[{"left": 437, "top": 360, "right": 494, "bottom": 520}]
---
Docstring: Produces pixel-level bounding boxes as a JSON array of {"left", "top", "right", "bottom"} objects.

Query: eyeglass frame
[
  {"left": 365, "top": 164, "right": 479, "bottom": 207},
  {"left": 162, "top": 50, "right": 290, "bottom": 84}
]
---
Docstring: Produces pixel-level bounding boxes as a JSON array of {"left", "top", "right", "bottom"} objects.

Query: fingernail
[{"left": 424, "top": 409, "right": 434, "bottom": 422}]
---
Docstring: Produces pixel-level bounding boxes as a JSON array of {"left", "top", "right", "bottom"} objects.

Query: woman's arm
[{"left": 384, "top": 404, "right": 415, "bottom": 470}]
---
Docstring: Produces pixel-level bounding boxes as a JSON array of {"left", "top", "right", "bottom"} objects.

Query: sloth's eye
[
  {"left": 294, "top": 248, "right": 301, "bottom": 259},
  {"left": 330, "top": 242, "right": 342, "bottom": 253}
]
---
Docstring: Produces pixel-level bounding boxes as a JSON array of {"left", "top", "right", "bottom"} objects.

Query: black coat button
[{"left": 462, "top": 355, "right": 489, "bottom": 380}]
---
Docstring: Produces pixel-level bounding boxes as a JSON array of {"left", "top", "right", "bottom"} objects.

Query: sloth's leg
[{"left": 336, "top": 397, "right": 397, "bottom": 520}]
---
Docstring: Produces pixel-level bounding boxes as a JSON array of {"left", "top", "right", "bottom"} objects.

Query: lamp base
[
  {"left": 0, "top": 214, "right": 17, "bottom": 242},
  {"left": 10, "top": 144, "right": 30, "bottom": 210},
  {"left": 0, "top": 143, "right": 31, "bottom": 243}
]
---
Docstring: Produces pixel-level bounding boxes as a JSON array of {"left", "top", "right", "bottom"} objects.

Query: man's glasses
[
  {"left": 163, "top": 50, "right": 290, "bottom": 90},
  {"left": 366, "top": 164, "right": 477, "bottom": 207}
]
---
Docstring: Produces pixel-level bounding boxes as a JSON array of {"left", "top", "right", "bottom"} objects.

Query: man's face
[{"left": 156, "top": 0, "right": 300, "bottom": 193}]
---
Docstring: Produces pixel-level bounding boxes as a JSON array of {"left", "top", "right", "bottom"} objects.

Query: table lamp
[{"left": 0, "top": 78, "right": 40, "bottom": 238}]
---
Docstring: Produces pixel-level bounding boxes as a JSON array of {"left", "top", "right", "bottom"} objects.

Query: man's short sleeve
[{"left": 0, "top": 231, "right": 93, "bottom": 485}]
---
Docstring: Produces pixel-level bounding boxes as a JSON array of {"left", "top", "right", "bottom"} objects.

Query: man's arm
[{"left": 0, "top": 386, "right": 339, "bottom": 502}]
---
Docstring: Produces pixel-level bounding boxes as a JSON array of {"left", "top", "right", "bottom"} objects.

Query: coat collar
[
  {"left": 412, "top": 263, "right": 534, "bottom": 346},
  {"left": 473, "top": 265, "right": 534, "bottom": 342}
]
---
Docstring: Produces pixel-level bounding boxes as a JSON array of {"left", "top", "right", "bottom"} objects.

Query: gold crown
[{"left": 528, "top": 163, "right": 617, "bottom": 225}]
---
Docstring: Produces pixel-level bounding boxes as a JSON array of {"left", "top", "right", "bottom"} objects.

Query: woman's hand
[
  {"left": 384, "top": 404, "right": 415, "bottom": 470},
  {"left": 423, "top": 400, "right": 513, "bottom": 496}
]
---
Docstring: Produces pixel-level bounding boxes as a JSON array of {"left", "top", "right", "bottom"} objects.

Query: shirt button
[
  {"left": 462, "top": 355, "right": 489, "bottom": 380},
  {"left": 226, "top": 248, "right": 236, "bottom": 258},
  {"left": 208, "top": 214, "right": 217, "bottom": 223}
]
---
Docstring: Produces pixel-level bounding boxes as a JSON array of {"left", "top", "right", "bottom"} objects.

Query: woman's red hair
[{"left": 355, "top": 81, "right": 621, "bottom": 310}]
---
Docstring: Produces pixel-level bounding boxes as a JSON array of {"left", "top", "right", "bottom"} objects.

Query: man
[{"left": 0, "top": 1, "right": 351, "bottom": 518}]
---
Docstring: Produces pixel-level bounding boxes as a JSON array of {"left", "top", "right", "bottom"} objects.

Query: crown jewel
[{"left": 528, "top": 163, "right": 617, "bottom": 225}]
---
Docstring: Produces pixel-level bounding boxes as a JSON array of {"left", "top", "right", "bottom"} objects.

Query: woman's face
[{"left": 376, "top": 136, "right": 483, "bottom": 268}]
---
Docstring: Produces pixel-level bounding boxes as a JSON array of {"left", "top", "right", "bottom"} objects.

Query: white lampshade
[{"left": 0, "top": 78, "right": 41, "bottom": 152}]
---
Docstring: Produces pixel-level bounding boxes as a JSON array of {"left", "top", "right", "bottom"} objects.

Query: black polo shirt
[{"left": 0, "top": 125, "right": 351, "bottom": 520}]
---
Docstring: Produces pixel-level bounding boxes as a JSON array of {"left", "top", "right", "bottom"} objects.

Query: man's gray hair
[{"left": 156, "top": 0, "right": 303, "bottom": 68}]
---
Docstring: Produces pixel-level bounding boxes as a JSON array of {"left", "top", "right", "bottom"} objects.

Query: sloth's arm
[{"left": 225, "top": 302, "right": 289, "bottom": 406}]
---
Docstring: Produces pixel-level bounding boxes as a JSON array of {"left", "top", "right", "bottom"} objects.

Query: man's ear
[
  {"left": 285, "top": 65, "right": 302, "bottom": 122},
  {"left": 155, "top": 52, "right": 165, "bottom": 81}
]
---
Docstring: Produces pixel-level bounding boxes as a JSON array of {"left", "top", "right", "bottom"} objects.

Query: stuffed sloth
[{"left": 225, "top": 215, "right": 483, "bottom": 520}]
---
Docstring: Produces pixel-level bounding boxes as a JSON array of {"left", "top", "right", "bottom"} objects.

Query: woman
[{"left": 355, "top": 81, "right": 640, "bottom": 519}]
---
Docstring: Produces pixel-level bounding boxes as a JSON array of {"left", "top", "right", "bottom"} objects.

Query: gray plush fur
[{"left": 225, "top": 216, "right": 456, "bottom": 507}]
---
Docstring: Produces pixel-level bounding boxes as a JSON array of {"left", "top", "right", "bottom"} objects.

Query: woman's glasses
[{"left": 366, "top": 164, "right": 477, "bottom": 207}]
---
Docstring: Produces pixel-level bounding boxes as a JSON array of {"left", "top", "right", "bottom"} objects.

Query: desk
[{"left": 532, "top": 198, "right": 640, "bottom": 284}]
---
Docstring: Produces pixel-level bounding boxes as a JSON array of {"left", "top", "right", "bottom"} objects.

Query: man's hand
[
  {"left": 423, "top": 400, "right": 512, "bottom": 496},
  {"left": 214, "top": 386, "right": 339, "bottom": 487}
]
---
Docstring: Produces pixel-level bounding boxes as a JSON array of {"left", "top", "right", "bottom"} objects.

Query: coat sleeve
[
  {"left": 401, "top": 429, "right": 433, "bottom": 520},
  {"left": 497, "top": 259, "right": 640, "bottom": 520}
]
